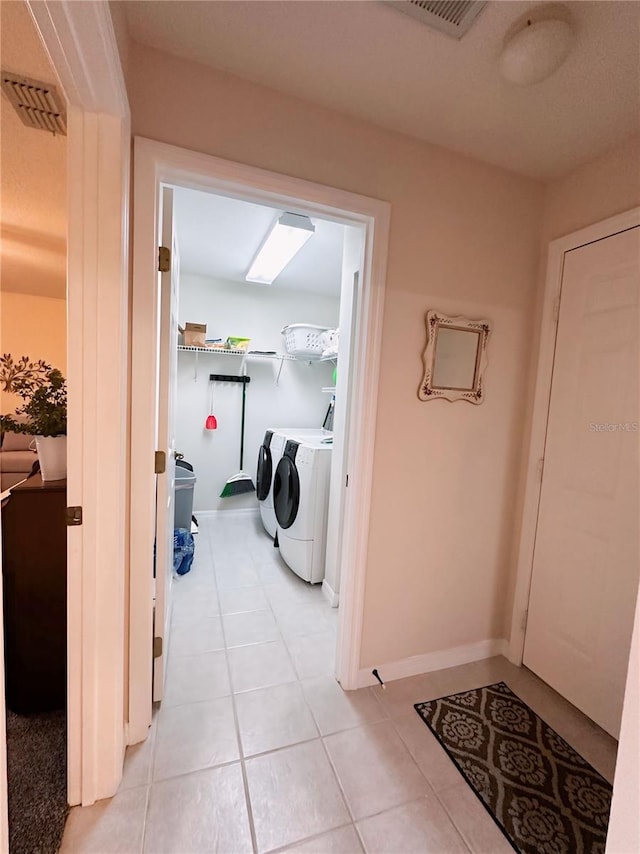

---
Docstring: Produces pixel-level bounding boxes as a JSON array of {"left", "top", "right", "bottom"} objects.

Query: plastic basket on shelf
[{"left": 281, "top": 324, "right": 333, "bottom": 359}]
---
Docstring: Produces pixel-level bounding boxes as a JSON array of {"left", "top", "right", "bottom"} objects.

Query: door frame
[
  {"left": 152, "top": 188, "right": 180, "bottom": 703},
  {"left": 129, "top": 137, "right": 390, "bottom": 742},
  {"left": 23, "top": 1, "right": 130, "bottom": 806},
  {"left": 508, "top": 206, "right": 640, "bottom": 664}
]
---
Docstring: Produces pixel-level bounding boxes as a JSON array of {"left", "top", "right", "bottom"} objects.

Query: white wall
[{"left": 177, "top": 273, "right": 339, "bottom": 512}]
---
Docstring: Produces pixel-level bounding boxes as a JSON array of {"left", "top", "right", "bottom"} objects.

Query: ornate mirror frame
[{"left": 418, "top": 311, "right": 491, "bottom": 404}]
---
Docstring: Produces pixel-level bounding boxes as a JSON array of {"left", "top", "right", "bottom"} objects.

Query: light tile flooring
[{"left": 61, "top": 513, "right": 618, "bottom": 853}]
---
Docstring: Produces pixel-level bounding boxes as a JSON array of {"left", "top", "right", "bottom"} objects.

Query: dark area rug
[
  {"left": 6, "top": 710, "right": 68, "bottom": 854},
  {"left": 415, "top": 682, "right": 612, "bottom": 854}
]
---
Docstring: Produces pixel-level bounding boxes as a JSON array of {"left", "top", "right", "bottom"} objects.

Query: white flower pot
[{"left": 35, "top": 435, "right": 67, "bottom": 481}]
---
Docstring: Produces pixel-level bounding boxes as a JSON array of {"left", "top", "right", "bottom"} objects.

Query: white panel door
[
  {"left": 324, "top": 225, "right": 363, "bottom": 603},
  {"left": 153, "top": 187, "right": 180, "bottom": 702},
  {"left": 524, "top": 226, "right": 640, "bottom": 737}
]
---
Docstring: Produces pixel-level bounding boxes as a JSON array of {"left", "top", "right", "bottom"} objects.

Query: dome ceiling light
[{"left": 500, "top": 6, "right": 574, "bottom": 86}]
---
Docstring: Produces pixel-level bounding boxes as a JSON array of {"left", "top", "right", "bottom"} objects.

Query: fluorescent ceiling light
[{"left": 246, "top": 212, "right": 315, "bottom": 284}]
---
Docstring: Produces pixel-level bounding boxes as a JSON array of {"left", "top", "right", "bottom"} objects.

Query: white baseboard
[
  {"left": 194, "top": 507, "right": 260, "bottom": 519},
  {"left": 322, "top": 579, "right": 339, "bottom": 608},
  {"left": 356, "top": 638, "right": 509, "bottom": 689}
]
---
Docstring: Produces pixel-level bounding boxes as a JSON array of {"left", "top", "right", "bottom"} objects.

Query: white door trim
[
  {"left": 508, "top": 206, "right": 640, "bottom": 664},
  {"left": 129, "top": 138, "right": 390, "bottom": 738},
  {"left": 25, "top": 0, "right": 130, "bottom": 805}
]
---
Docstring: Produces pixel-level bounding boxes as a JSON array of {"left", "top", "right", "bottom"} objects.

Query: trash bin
[{"left": 174, "top": 461, "right": 196, "bottom": 530}]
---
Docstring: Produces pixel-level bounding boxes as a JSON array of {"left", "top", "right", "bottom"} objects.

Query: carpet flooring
[
  {"left": 415, "top": 682, "right": 612, "bottom": 854},
  {"left": 6, "top": 710, "right": 68, "bottom": 854}
]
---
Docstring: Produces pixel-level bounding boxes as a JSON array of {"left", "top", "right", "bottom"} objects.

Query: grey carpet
[
  {"left": 415, "top": 682, "right": 612, "bottom": 854},
  {"left": 6, "top": 710, "right": 68, "bottom": 854}
]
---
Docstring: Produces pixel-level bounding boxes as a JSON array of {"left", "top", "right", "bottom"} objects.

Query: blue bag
[{"left": 173, "top": 527, "right": 195, "bottom": 576}]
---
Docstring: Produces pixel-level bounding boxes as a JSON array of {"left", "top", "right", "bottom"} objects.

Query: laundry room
[
  {"left": 174, "top": 189, "right": 341, "bottom": 513},
  {"left": 165, "top": 184, "right": 361, "bottom": 693}
]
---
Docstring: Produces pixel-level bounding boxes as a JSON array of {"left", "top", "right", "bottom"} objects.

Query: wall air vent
[
  {"left": 385, "top": 1, "right": 487, "bottom": 39},
  {"left": 1, "top": 71, "right": 66, "bottom": 135}
]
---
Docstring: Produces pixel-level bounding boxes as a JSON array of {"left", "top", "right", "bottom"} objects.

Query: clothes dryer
[
  {"left": 273, "top": 437, "right": 332, "bottom": 582},
  {"left": 256, "top": 428, "right": 328, "bottom": 538}
]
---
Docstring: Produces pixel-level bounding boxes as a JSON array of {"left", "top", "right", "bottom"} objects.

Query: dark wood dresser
[{"left": 2, "top": 474, "right": 67, "bottom": 713}]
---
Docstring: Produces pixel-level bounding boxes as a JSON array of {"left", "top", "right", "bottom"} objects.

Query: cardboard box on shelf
[{"left": 184, "top": 322, "right": 207, "bottom": 347}]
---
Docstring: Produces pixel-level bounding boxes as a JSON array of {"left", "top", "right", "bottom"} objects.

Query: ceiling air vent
[
  {"left": 1, "top": 71, "right": 66, "bottom": 135},
  {"left": 385, "top": 1, "right": 487, "bottom": 39}
]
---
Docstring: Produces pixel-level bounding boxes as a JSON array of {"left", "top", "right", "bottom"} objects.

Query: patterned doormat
[{"left": 414, "top": 682, "right": 612, "bottom": 854}]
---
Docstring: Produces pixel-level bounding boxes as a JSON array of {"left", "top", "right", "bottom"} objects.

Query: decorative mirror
[{"left": 418, "top": 311, "right": 491, "bottom": 404}]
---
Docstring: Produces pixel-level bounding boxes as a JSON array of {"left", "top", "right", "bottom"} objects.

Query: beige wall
[
  {"left": 543, "top": 135, "right": 640, "bottom": 242},
  {"left": 0, "top": 0, "right": 67, "bottom": 300},
  {"left": 0, "top": 2, "right": 67, "bottom": 413},
  {"left": 126, "top": 43, "right": 545, "bottom": 669},
  {"left": 0, "top": 291, "right": 66, "bottom": 413}
]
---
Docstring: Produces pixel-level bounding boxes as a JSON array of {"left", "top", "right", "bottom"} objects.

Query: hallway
[{"left": 60, "top": 513, "right": 617, "bottom": 853}]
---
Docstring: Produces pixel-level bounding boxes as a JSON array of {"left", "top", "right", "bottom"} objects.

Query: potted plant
[{"left": 0, "top": 354, "right": 67, "bottom": 481}]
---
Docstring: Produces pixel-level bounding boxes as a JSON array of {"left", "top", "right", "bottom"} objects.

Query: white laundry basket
[{"left": 281, "top": 324, "right": 333, "bottom": 359}]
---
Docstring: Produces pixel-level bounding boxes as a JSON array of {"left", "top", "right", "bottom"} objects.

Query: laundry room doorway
[
  {"left": 129, "top": 138, "right": 390, "bottom": 743},
  {"left": 163, "top": 187, "right": 356, "bottom": 711}
]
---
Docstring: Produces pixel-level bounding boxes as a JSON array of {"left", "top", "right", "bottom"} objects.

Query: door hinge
[
  {"left": 553, "top": 295, "right": 561, "bottom": 324},
  {"left": 155, "top": 450, "right": 166, "bottom": 474},
  {"left": 66, "top": 506, "right": 83, "bottom": 526},
  {"left": 537, "top": 457, "right": 545, "bottom": 482},
  {"left": 521, "top": 609, "right": 529, "bottom": 632},
  {"left": 158, "top": 246, "right": 171, "bottom": 273},
  {"left": 153, "top": 636, "right": 163, "bottom": 658},
  {"left": 345, "top": 474, "right": 349, "bottom": 487}
]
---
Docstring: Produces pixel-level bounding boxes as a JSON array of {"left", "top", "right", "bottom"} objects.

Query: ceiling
[
  {"left": 0, "top": 1, "right": 66, "bottom": 299},
  {"left": 118, "top": 0, "right": 640, "bottom": 180},
  {"left": 173, "top": 188, "right": 345, "bottom": 295}
]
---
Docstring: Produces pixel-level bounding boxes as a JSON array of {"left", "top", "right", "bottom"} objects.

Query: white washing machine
[
  {"left": 256, "top": 427, "right": 328, "bottom": 538},
  {"left": 273, "top": 436, "right": 333, "bottom": 583}
]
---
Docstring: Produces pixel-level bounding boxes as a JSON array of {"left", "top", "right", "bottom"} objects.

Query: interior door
[
  {"left": 153, "top": 186, "right": 180, "bottom": 702},
  {"left": 324, "top": 226, "right": 363, "bottom": 604},
  {"left": 524, "top": 226, "right": 640, "bottom": 737}
]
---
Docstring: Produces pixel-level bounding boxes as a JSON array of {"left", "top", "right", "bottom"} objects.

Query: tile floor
[{"left": 61, "top": 512, "right": 618, "bottom": 853}]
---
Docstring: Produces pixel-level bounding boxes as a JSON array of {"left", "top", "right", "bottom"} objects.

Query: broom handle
[{"left": 240, "top": 379, "right": 246, "bottom": 470}]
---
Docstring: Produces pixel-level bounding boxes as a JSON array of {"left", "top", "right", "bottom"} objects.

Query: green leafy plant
[{"left": 0, "top": 354, "right": 67, "bottom": 437}]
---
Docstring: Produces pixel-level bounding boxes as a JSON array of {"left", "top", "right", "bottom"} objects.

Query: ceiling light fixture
[
  {"left": 500, "top": 7, "right": 574, "bottom": 86},
  {"left": 246, "top": 212, "right": 315, "bottom": 284}
]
